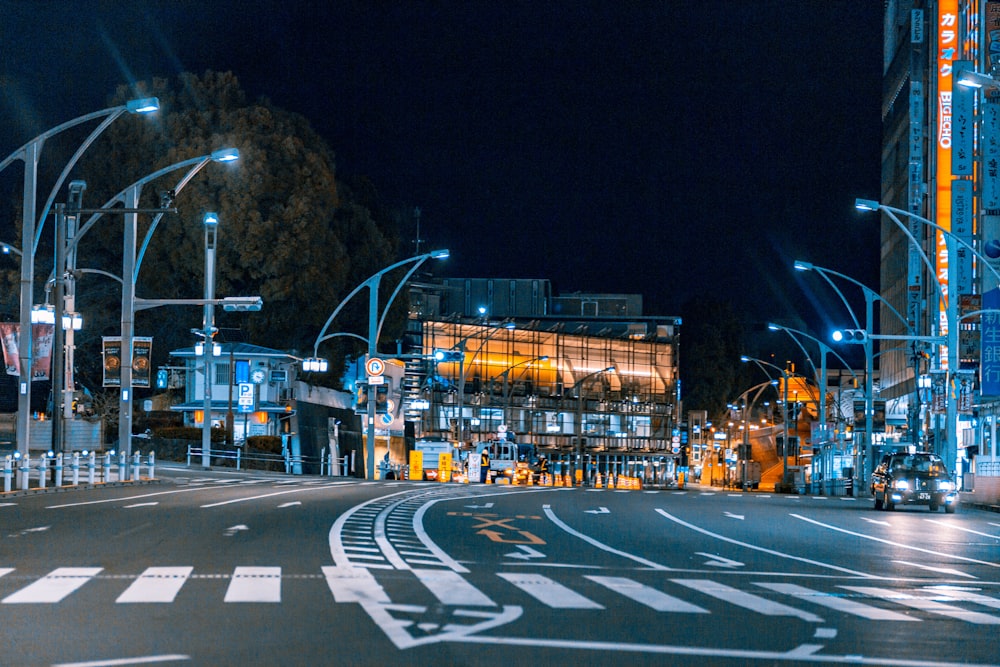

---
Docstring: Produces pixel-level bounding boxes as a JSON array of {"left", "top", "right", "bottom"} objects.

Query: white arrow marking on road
[
  {"left": 723, "top": 511, "right": 744, "bottom": 520},
  {"left": 278, "top": 501, "right": 302, "bottom": 508},
  {"left": 893, "top": 560, "right": 977, "bottom": 579},
  {"left": 860, "top": 517, "right": 891, "bottom": 526},
  {"left": 696, "top": 552, "right": 745, "bottom": 568},
  {"left": 124, "top": 502, "right": 159, "bottom": 508},
  {"left": 585, "top": 507, "right": 610, "bottom": 514},
  {"left": 225, "top": 524, "right": 249, "bottom": 536},
  {"left": 465, "top": 502, "right": 495, "bottom": 509},
  {"left": 506, "top": 545, "right": 547, "bottom": 560}
]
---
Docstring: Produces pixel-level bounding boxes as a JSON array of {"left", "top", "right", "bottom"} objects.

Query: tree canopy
[{"left": 56, "top": 71, "right": 405, "bottom": 392}]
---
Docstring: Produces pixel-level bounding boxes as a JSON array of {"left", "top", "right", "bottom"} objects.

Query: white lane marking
[
  {"left": 48, "top": 487, "right": 219, "bottom": 509},
  {"left": 892, "top": 560, "right": 976, "bottom": 579},
  {"left": 52, "top": 655, "right": 191, "bottom": 666},
  {"left": 791, "top": 514, "right": 1000, "bottom": 568},
  {"left": 585, "top": 507, "right": 610, "bottom": 514},
  {"left": 696, "top": 552, "right": 744, "bottom": 568},
  {"left": 656, "top": 510, "right": 875, "bottom": 578},
  {"left": 498, "top": 572, "right": 603, "bottom": 609},
  {"left": 926, "top": 518, "right": 1000, "bottom": 539},
  {"left": 2, "top": 567, "right": 103, "bottom": 603},
  {"left": 859, "top": 517, "right": 891, "bottom": 526},
  {"left": 200, "top": 482, "right": 350, "bottom": 507},
  {"left": 506, "top": 545, "right": 546, "bottom": 560},
  {"left": 277, "top": 501, "right": 302, "bottom": 508},
  {"left": 755, "top": 582, "right": 917, "bottom": 621},
  {"left": 585, "top": 576, "right": 708, "bottom": 613},
  {"left": 123, "top": 502, "right": 159, "bottom": 508},
  {"left": 814, "top": 628, "right": 838, "bottom": 639},
  {"left": 544, "top": 505, "right": 672, "bottom": 570},
  {"left": 412, "top": 568, "right": 496, "bottom": 607},
  {"left": 923, "top": 585, "right": 1000, "bottom": 609},
  {"left": 0, "top": 568, "right": 13, "bottom": 579},
  {"left": 224, "top": 566, "right": 281, "bottom": 603},
  {"left": 322, "top": 565, "right": 391, "bottom": 604},
  {"left": 672, "top": 579, "right": 823, "bottom": 623},
  {"left": 0, "top": 503, "right": 16, "bottom": 507},
  {"left": 724, "top": 511, "right": 744, "bottom": 520},
  {"left": 117, "top": 566, "right": 193, "bottom": 603},
  {"left": 842, "top": 586, "right": 1000, "bottom": 625}
]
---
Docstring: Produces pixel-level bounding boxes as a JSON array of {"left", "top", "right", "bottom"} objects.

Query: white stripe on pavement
[
  {"left": 672, "top": 579, "right": 824, "bottom": 623},
  {"left": 412, "top": 568, "right": 496, "bottom": 606},
  {"left": 2, "top": 567, "right": 102, "bottom": 604},
  {"left": 755, "top": 582, "right": 917, "bottom": 621},
  {"left": 224, "top": 566, "right": 282, "bottom": 603},
  {"left": 117, "top": 567, "right": 193, "bottom": 603},
  {"left": 585, "top": 576, "right": 709, "bottom": 613},
  {"left": 842, "top": 586, "right": 1000, "bottom": 625},
  {"left": 497, "top": 572, "right": 603, "bottom": 609}
]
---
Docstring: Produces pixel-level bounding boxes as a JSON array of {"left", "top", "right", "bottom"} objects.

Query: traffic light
[
  {"left": 832, "top": 329, "right": 868, "bottom": 344},
  {"left": 375, "top": 385, "right": 389, "bottom": 414},
  {"left": 354, "top": 383, "right": 369, "bottom": 412},
  {"left": 434, "top": 349, "right": 464, "bottom": 362}
]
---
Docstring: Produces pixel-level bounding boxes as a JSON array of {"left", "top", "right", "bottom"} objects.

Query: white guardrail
[{"left": 3, "top": 451, "right": 156, "bottom": 493}]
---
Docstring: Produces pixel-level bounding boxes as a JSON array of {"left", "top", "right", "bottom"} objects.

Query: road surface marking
[
  {"left": 51, "top": 655, "right": 192, "bottom": 666},
  {"left": 926, "top": 518, "right": 1000, "bottom": 539},
  {"left": 498, "top": 572, "right": 603, "bottom": 609},
  {"left": 842, "top": 586, "right": 1000, "bottom": 625},
  {"left": 755, "top": 582, "right": 917, "bottom": 621},
  {"left": 657, "top": 510, "right": 875, "bottom": 578},
  {"left": 696, "top": 552, "right": 744, "bottom": 568},
  {"left": 672, "top": 579, "right": 824, "bottom": 623},
  {"left": 200, "top": 483, "right": 349, "bottom": 507},
  {"left": 544, "top": 505, "right": 671, "bottom": 570},
  {"left": 791, "top": 514, "right": 1000, "bottom": 568},
  {"left": 224, "top": 566, "right": 281, "bottom": 602},
  {"left": 2, "top": 567, "right": 103, "bottom": 604},
  {"left": 412, "top": 568, "right": 495, "bottom": 606},
  {"left": 892, "top": 560, "right": 976, "bottom": 579},
  {"left": 923, "top": 586, "right": 1000, "bottom": 610},
  {"left": 585, "top": 576, "right": 708, "bottom": 613},
  {"left": 117, "top": 567, "right": 193, "bottom": 603}
]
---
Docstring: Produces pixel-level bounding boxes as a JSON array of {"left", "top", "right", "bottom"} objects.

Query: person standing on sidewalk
[{"left": 480, "top": 447, "right": 491, "bottom": 483}]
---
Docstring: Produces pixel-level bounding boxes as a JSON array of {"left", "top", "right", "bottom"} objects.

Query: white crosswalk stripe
[
  {"left": 117, "top": 566, "right": 193, "bottom": 603},
  {"left": 755, "top": 582, "right": 917, "bottom": 621},
  {"left": 413, "top": 569, "right": 496, "bottom": 607},
  {"left": 2, "top": 567, "right": 103, "bottom": 604},
  {"left": 672, "top": 578, "right": 824, "bottom": 623},
  {"left": 842, "top": 586, "right": 1000, "bottom": 625},
  {"left": 585, "top": 575, "right": 709, "bottom": 613},
  {"left": 224, "top": 566, "right": 282, "bottom": 603},
  {"left": 497, "top": 572, "right": 603, "bottom": 609}
]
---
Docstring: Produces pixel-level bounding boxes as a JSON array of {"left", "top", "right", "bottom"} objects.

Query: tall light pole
[
  {"left": 742, "top": 355, "right": 792, "bottom": 491},
  {"left": 0, "top": 96, "right": 159, "bottom": 458},
  {"left": 307, "top": 249, "right": 450, "bottom": 480},
  {"left": 855, "top": 198, "right": 1000, "bottom": 478},
  {"left": 492, "top": 355, "right": 549, "bottom": 427},
  {"left": 200, "top": 213, "right": 219, "bottom": 469},
  {"left": 575, "top": 366, "right": 614, "bottom": 483}
]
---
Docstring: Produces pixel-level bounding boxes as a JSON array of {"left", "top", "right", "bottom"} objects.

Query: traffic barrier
[{"left": 3, "top": 455, "right": 11, "bottom": 493}]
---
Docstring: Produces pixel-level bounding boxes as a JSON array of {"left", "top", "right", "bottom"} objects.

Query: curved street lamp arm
[
  {"left": 814, "top": 270, "right": 861, "bottom": 329},
  {"left": 812, "top": 264, "right": 910, "bottom": 332},
  {"left": 0, "top": 105, "right": 127, "bottom": 174},
  {"left": 877, "top": 207, "right": 948, "bottom": 307},
  {"left": 375, "top": 256, "right": 431, "bottom": 342},
  {"left": 312, "top": 278, "right": 373, "bottom": 357}
]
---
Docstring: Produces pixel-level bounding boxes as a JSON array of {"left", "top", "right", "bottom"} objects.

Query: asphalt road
[{"left": 1, "top": 466, "right": 999, "bottom": 667}]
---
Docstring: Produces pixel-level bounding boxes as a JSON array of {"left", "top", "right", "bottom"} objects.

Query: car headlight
[
  {"left": 937, "top": 480, "right": 955, "bottom": 491},
  {"left": 893, "top": 479, "right": 910, "bottom": 491}
]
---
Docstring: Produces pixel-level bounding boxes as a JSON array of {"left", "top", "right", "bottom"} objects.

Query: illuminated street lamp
[
  {"left": 310, "top": 249, "right": 449, "bottom": 479},
  {"left": 575, "top": 366, "right": 615, "bottom": 483},
  {"left": 741, "top": 355, "right": 792, "bottom": 491},
  {"left": 0, "top": 96, "right": 159, "bottom": 458},
  {"left": 855, "top": 198, "right": 1000, "bottom": 477}
]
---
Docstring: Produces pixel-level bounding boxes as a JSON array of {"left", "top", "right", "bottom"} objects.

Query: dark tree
[{"left": 679, "top": 298, "right": 748, "bottom": 423}]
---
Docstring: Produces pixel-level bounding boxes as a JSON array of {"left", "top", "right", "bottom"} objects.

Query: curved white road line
[
  {"left": 656, "top": 510, "right": 877, "bottom": 578},
  {"left": 543, "top": 504, "right": 672, "bottom": 570},
  {"left": 791, "top": 514, "right": 1000, "bottom": 568}
]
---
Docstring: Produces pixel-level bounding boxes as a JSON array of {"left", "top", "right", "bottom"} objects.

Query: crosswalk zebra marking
[
  {"left": 412, "top": 569, "right": 495, "bottom": 607},
  {"left": 585, "top": 575, "right": 709, "bottom": 613},
  {"left": 672, "top": 579, "right": 824, "bottom": 623},
  {"left": 2, "top": 567, "right": 103, "bottom": 604},
  {"left": 117, "top": 566, "right": 193, "bottom": 603},
  {"left": 754, "top": 582, "right": 917, "bottom": 621},
  {"left": 498, "top": 572, "right": 603, "bottom": 609},
  {"left": 224, "top": 566, "right": 281, "bottom": 603},
  {"left": 842, "top": 586, "right": 1000, "bottom": 625}
]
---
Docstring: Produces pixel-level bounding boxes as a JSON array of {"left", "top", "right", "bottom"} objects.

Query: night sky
[{"left": 1, "top": 1, "right": 884, "bottom": 334}]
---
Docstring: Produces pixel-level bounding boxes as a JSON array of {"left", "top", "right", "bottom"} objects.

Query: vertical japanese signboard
[{"left": 936, "top": 2, "right": 958, "bottom": 361}]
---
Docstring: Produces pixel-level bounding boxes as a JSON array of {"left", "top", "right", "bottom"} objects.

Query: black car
[{"left": 870, "top": 450, "right": 958, "bottom": 513}]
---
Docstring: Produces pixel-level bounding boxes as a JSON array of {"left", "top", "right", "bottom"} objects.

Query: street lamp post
[
  {"left": 741, "top": 355, "right": 791, "bottom": 492},
  {"left": 794, "top": 259, "right": 917, "bottom": 490},
  {"left": 492, "top": 355, "right": 549, "bottom": 427},
  {"left": 309, "top": 250, "right": 450, "bottom": 480},
  {"left": 0, "top": 97, "right": 159, "bottom": 458},
  {"left": 855, "top": 199, "right": 1000, "bottom": 477},
  {"left": 575, "top": 366, "right": 614, "bottom": 484},
  {"left": 201, "top": 213, "right": 218, "bottom": 469}
]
